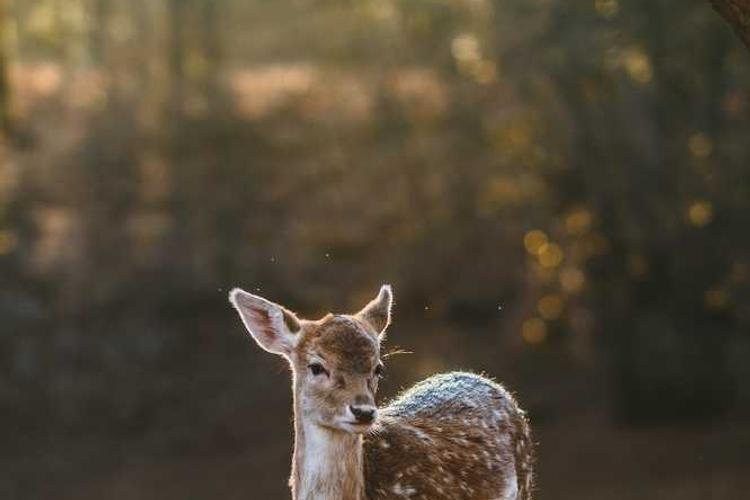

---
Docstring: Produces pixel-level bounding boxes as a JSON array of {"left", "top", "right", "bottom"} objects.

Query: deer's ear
[
  {"left": 356, "top": 284, "right": 393, "bottom": 339},
  {"left": 229, "top": 288, "right": 301, "bottom": 356}
]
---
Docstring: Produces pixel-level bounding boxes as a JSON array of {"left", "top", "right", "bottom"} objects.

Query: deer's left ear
[{"left": 356, "top": 284, "right": 393, "bottom": 339}]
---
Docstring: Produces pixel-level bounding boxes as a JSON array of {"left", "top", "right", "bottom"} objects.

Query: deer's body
[
  {"left": 229, "top": 285, "right": 534, "bottom": 500},
  {"left": 365, "top": 372, "right": 532, "bottom": 500}
]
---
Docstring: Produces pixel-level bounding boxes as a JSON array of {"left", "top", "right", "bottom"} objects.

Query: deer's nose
[{"left": 349, "top": 405, "right": 376, "bottom": 424}]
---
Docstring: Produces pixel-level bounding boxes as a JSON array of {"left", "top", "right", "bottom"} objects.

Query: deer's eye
[
  {"left": 374, "top": 363, "right": 384, "bottom": 378},
  {"left": 309, "top": 363, "right": 328, "bottom": 377}
]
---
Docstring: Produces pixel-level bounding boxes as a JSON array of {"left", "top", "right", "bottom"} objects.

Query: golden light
[
  {"left": 688, "top": 200, "right": 713, "bottom": 227},
  {"left": 228, "top": 65, "right": 318, "bottom": 120},
  {"left": 457, "top": 58, "right": 498, "bottom": 85},
  {"left": 622, "top": 48, "right": 653, "bottom": 85},
  {"left": 564, "top": 208, "right": 593, "bottom": 235},
  {"left": 524, "top": 230, "right": 548, "bottom": 255},
  {"left": 538, "top": 295, "right": 564, "bottom": 321},
  {"left": 704, "top": 289, "right": 729, "bottom": 310},
  {"left": 29, "top": 63, "right": 62, "bottom": 97},
  {"left": 522, "top": 318, "right": 547, "bottom": 344},
  {"left": 538, "top": 242, "right": 564, "bottom": 268},
  {"left": 451, "top": 33, "right": 499, "bottom": 85},
  {"left": 0, "top": 230, "right": 18, "bottom": 255},
  {"left": 688, "top": 133, "right": 713, "bottom": 158},
  {"left": 595, "top": 0, "right": 620, "bottom": 18},
  {"left": 451, "top": 33, "right": 481, "bottom": 63},
  {"left": 560, "top": 267, "right": 586, "bottom": 293}
]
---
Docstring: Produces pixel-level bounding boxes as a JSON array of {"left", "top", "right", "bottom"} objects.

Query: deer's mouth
[{"left": 340, "top": 420, "right": 375, "bottom": 433}]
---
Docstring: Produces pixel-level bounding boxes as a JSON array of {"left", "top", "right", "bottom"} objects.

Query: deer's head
[{"left": 229, "top": 285, "right": 392, "bottom": 434}]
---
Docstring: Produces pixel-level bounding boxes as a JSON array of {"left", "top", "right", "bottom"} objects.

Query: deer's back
[{"left": 364, "top": 372, "right": 532, "bottom": 500}]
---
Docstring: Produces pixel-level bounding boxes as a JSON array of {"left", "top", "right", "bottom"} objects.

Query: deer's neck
[{"left": 291, "top": 388, "right": 365, "bottom": 500}]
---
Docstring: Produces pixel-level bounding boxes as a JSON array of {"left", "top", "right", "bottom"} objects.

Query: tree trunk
[
  {"left": 0, "top": 0, "right": 12, "bottom": 135},
  {"left": 710, "top": 0, "right": 750, "bottom": 49}
]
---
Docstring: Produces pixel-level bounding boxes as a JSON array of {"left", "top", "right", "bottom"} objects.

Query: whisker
[{"left": 382, "top": 348, "right": 414, "bottom": 360}]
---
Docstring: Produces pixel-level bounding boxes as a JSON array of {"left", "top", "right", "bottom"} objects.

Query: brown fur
[
  {"left": 229, "top": 286, "right": 534, "bottom": 500},
  {"left": 364, "top": 372, "right": 533, "bottom": 499}
]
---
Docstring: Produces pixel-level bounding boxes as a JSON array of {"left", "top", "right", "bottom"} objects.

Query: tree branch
[{"left": 710, "top": 0, "right": 750, "bottom": 49}]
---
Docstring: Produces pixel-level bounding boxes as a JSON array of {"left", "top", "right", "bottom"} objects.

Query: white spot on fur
[{"left": 392, "top": 482, "right": 417, "bottom": 497}]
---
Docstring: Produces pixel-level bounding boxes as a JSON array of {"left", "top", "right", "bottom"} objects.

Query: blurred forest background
[{"left": 1, "top": 0, "right": 750, "bottom": 499}]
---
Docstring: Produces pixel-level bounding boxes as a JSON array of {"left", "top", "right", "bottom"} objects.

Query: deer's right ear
[{"left": 229, "top": 288, "right": 301, "bottom": 356}]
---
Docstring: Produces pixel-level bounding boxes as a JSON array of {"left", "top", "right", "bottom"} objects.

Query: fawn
[{"left": 229, "top": 285, "right": 533, "bottom": 500}]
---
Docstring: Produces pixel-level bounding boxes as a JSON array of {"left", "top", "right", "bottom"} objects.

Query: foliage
[{"left": 1, "top": 0, "right": 749, "bottom": 450}]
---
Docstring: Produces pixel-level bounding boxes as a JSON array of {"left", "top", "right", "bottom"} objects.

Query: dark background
[{"left": 1, "top": 1, "right": 749, "bottom": 499}]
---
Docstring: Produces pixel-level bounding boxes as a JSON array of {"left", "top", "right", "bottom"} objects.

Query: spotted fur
[
  {"left": 229, "top": 285, "right": 534, "bottom": 500},
  {"left": 365, "top": 372, "right": 533, "bottom": 500}
]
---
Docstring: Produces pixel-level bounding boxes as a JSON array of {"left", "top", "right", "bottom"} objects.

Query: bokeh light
[
  {"left": 2, "top": 1, "right": 749, "bottom": 499},
  {"left": 538, "top": 295, "right": 564, "bottom": 321},
  {"left": 524, "top": 230, "right": 549, "bottom": 255},
  {"left": 522, "top": 317, "right": 548, "bottom": 344},
  {"left": 538, "top": 242, "right": 564, "bottom": 269},
  {"left": 688, "top": 132, "right": 714, "bottom": 158},
  {"left": 565, "top": 208, "right": 593, "bottom": 236},
  {"left": 688, "top": 200, "right": 714, "bottom": 227},
  {"left": 621, "top": 47, "right": 653, "bottom": 85},
  {"left": 560, "top": 267, "right": 586, "bottom": 293}
]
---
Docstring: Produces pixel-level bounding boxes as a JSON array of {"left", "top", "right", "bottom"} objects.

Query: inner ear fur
[
  {"left": 229, "top": 288, "right": 301, "bottom": 356},
  {"left": 356, "top": 284, "right": 393, "bottom": 336}
]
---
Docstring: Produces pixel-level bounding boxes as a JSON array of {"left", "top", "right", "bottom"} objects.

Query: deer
[{"left": 229, "top": 284, "right": 534, "bottom": 500}]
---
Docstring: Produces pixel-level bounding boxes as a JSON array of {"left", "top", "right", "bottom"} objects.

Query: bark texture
[
  {"left": 0, "top": 0, "right": 11, "bottom": 135},
  {"left": 711, "top": 0, "right": 750, "bottom": 49}
]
